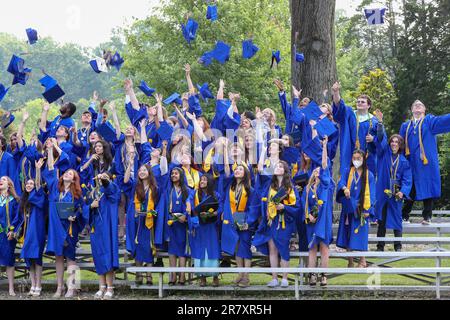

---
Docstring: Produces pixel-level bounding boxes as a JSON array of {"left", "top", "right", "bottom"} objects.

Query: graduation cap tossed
[
  {"left": 109, "top": 52, "right": 124, "bottom": 71},
  {"left": 295, "top": 52, "right": 305, "bottom": 63},
  {"left": 271, "top": 50, "right": 281, "bottom": 68},
  {"left": 242, "top": 39, "right": 259, "bottom": 59},
  {"left": 138, "top": 80, "right": 156, "bottom": 97},
  {"left": 89, "top": 57, "right": 109, "bottom": 73},
  {"left": 0, "top": 83, "right": 10, "bottom": 102},
  {"left": 7, "top": 55, "right": 32, "bottom": 86},
  {"left": 26, "top": 28, "right": 38, "bottom": 45},
  {"left": 302, "top": 101, "right": 323, "bottom": 121},
  {"left": 206, "top": 4, "right": 218, "bottom": 22},
  {"left": 197, "top": 83, "right": 214, "bottom": 101},
  {"left": 199, "top": 41, "right": 231, "bottom": 66},
  {"left": 39, "top": 74, "right": 65, "bottom": 104},
  {"left": 181, "top": 18, "right": 199, "bottom": 45},
  {"left": 314, "top": 117, "right": 337, "bottom": 137},
  {"left": 156, "top": 121, "right": 174, "bottom": 141},
  {"left": 281, "top": 146, "right": 300, "bottom": 165},
  {"left": 364, "top": 8, "right": 387, "bottom": 25},
  {"left": 163, "top": 92, "right": 182, "bottom": 105}
]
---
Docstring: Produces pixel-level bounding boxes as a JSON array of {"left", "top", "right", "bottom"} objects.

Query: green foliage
[
  {"left": 350, "top": 68, "right": 397, "bottom": 135},
  {"left": 122, "top": 0, "right": 291, "bottom": 121}
]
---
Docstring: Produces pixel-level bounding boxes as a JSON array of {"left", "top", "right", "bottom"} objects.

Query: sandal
[
  {"left": 199, "top": 277, "right": 207, "bottom": 287},
  {"left": 146, "top": 274, "right": 153, "bottom": 286},
  {"left": 53, "top": 286, "right": 65, "bottom": 298},
  {"left": 135, "top": 273, "right": 143, "bottom": 286},
  {"left": 94, "top": 286, "right": 107, "bottom": 300},
  {"left": 28, "top": 287, "right": 36, "bottom": 296},
  {"left": 32, "top": 287, "right": 42, "bottom": 297},
  {"left": 103, "top": 287, "right": 114, "bottom": 300},
  {"left": 309, "top": 273, "right": 317, "bottom": 286},
  {"left": 320, "top": 273, "right": 327, "bottom": 287},
  {"left": 238, "top": 276, "right": 250, "bottom": 288}
]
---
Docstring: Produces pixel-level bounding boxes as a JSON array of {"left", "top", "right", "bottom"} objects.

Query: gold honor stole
[
  {"left": 347, "top": 167, "right": 371, "bottom": 211},
  {"left": 404, "top": 118, "right": 428, "bottom": 165},
  {"left": 134, "top": 189, "right": 155, "bottom": 230},
  {"left": 203, "top": 148, "right": 215, "bottom": 173},
  {"left": 230, "top": 186, "right": 248, "bottom": 216},
  {"left": 267, "top": 188, "right": 296, "bottom": 229},
  {"left": 183, "top": 167, "right": 200, "bottom": 189}
]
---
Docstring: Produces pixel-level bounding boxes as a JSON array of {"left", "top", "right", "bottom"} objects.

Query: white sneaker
[
  {"left": 267, "top": 279, "right": 279, "bottom": 287},
  {"left": 280, "top": 279, "right": 289, "bottom": 287},
  {"left": 402, "top": 219, "right": 410, "bottom": 224}
]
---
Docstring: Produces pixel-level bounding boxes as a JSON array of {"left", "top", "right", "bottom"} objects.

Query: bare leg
[
  {"left": 55, "top": 256, "right": 65, "bottom": 293},
  {"left": 319, "top": 243, "right": 329, "bottom": 268},
  {"left": 29, "top": 264, "right": 37, "bottom": 291},
  {"left": 268, "top": 239, "right": 279, "bottom": 280},
  {"left": 65, "top": 259, "right": 78, "bottom": 298},
  {"left": 280, "top": 259, "right": 290, "bottom": 280},
  {"left": 6, "top": 266, "right": 15, "bottom": 296},
  {"left": 179, "top": 257, "right": 186, "bottom": 283},
  {"left": 169, "top": 255, "right": 177, "bottom": 283},
  {"left": 308, "top": 247, "right": 318, "bottom": 268},
  {"left": 35, "top": 264, "right": 43, "bottom": 289},
  {"left": 235, "top": 256, "right": 244, "bottom": 283}
]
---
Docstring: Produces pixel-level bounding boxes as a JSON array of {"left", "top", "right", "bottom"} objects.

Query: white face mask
[{"left": 353, "top": 160, "right": 363, "bottom": 169}]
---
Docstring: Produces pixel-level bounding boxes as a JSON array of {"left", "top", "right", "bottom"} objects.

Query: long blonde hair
[{"left": 1, "top": 176, "right": 20, "bottom": 201}]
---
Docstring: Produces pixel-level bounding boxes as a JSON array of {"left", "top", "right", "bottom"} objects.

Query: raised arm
[
  {"left": 35, "top": 158, "right": 44, "bottom": 191},
  {"left": 331, "top": 81, "right": 341, "bottom": 107},
  {"left": 123, "top": 151, "right": 135, "bottom": 184},
  {"left": 139, "top": 119, "right": 147, "bottom": 144},
  {"left": 217, "top": 79, "right": 225, "bottom": 100},
  {"left": 39, "top": 102, "right": 50, "bottom": 132},
  {"left": 186, "top": 112, "right": 206, "bottom": 141},
  {"left": 108, "top": 102, "right": 122, "bottom": 140},
  {"left": 155, "top": 94, "right": 164, "bottom": 129},
  {"left": 322, "top": 136, "right": 328, "bottom": 170},
  {"left": 184, "top": 64, "right": 196, "bottom": 95},
  {"left": 223, "top": 139, "right": 231, "bottom": 178},
  {"left": 124, "top": 79, "right": 140, "bottom": 111},
  {"left": 17, "top": 110, "right": 30, "bottom": 149},
  {"left": 160, "top": 140, "right": 169, "bottom": 176},
  {"left": 175, "top": 105, "right": 189, "bottom": 128}
]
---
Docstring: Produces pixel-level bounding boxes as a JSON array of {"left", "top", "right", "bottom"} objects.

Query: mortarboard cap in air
[
  {"left": 89, "top": 57, "right": 109, "bottom": 73},
  {"left": 26, "top": 28, "right": 38, "bottom": 45},
  {"left": 156, "top": 121, "right": 174, "bottom": 142},
  {"left": 242, "top": 39, "right": 259, "bottom": 59},
  {"left": 206, "top": 5, "right": 218, "bottom": 22},
  {"left": 163, "top": 92, "right": 182, "bottom": 105},
  {"left": 271, "top": 50, "right": 281, "bottom": 68},
  {"left": 138, "top": 80, "right": 156, "bottom": 97},
  {"left": 281, "top": 146, "right": 300, "bottom": 165},
  {"left": 39, "top": 74, "right": 65, "bottom": 104},
  {"left": 211, "top": 41, "right": 231, "bottom": 64},
  {"left": 295, "top": 52, "right": 305, "bottom": 63},
  {"left": 110, "top": 52, "right": 124, "bottom": 71},
  {"left": 181, "top": 18, "right": 199, "bottom": 45},
  {"left": 0, "top": 83, "right": 10, "bottom": 102},
  {"left": 315, "top": 117, "right": 337, "bottom": 137},
  {"left": 197, "top": 83, "right": 214, "bottom": 101},
  {"left": 301, "top": 101, "right": 323, "bottom": 121}
]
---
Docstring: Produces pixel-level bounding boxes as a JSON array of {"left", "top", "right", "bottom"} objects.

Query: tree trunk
[{"left": 291, "top": 0, "right": 337, "bottom": 104}]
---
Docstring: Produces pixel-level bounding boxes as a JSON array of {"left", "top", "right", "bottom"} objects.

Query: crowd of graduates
[{"left": 1, "top": 63, "right": 449, "bottom": 299}]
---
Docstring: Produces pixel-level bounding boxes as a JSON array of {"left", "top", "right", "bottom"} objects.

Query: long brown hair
[
  {"left": 135, "top": 164, "right": 158, "bottom": 203},
  {"left": 57, "top": 169, "right": 82, "bottom": 199},
  {"left": 231, "top": 165, "right": 251, "bottom": 195},
  {"left": 1, "top": 176, "right": 20, "bottom": 201},
  {"left": 270, "top": 161, "right": 293, "bottom": 193}
]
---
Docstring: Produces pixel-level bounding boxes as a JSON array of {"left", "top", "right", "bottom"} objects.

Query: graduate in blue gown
[
  {"left": 164, "top": 167, "right": 193, "bottom": 285},
  {"left": 0, "top": 176, "right": 21, "bottom": 296},
  {"left": 331, "top": 82, "right": 378, "bottom": 175},
  {"left": 221, "top": 164, "right": 259, "bottom": 287},
  {"left": 253, "top": 161, "right": 300, "bottom": 287},
  {"left": 19, "top": 158, "right": 46, "bottom": 297},
  {"left": 190, "top": 174, "right": 222, "bottom": 287},
  {"left": 44, "top": 147, "right": 87, "bottom": 298},
  {"left": 124, "top": 164, "right": 165, "bottom": 286},
  {"left": 79, "top": 140, "right": 113, "bottom": 186},
  {"left": 0, "top": 136, "right": 19, "bottom": 194},
  {"left": 399, "top": 100, "right": 450, "bottom": 224},
  {"left": 88, "top": 172, "right": 120, "bottom": 300},
  {"left": 374, "top": 110, "right": 412, "bottom": 251},
  {"left": 301, "top": 133, "right": 334, "bottom": 286},
  {"left": 336, "top": 149, "right": 376, "bottom": 268},
  {"left": 38, "top": 101, "right": 76, "bottom": 143}
]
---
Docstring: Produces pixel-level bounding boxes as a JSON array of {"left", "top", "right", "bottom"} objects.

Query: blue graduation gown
[
  {"left": 163, "top": 186, "right": 193, "bottom": 258},
  {"left": 44, "top": 169, "right": 88, "bottom": 260},
  {"left": 189, "top": 191, "right": 222, "bottom": 260},
  {"left": 39, "top": 116, "right": 75, "bottom": 143},
  {"left": 252, "top": 187, "right": 300, "bottom": 261},
  {"left": 0, "top": 151, "right": 21, "bottom": 194},
  {"left": 89, "top": 182, "right": 121, "bottom": 275},
  {"left": 336, "top": 168, "right": 376, "bottom": 251},
  {"left": 0, "top": 196, "right": 21, "bottom": 267},
  {"left": 126, "top": 183, "right": 164, "bottom": 264},
  {"left": 20, "top": 189, "right": 47, "bottom": 267},
  {"left": 221, "top": 185, "right": 259, "bottom": 259},
  {"left": 332, "top": 99, "right": 378, "bottom": 174},
  {"left": 399, "top": 114, "right": 450, "bottom": 200},
  {"left": 301, "top": 167, "right": 334, "bottom": 249},
  {"left": 375, "top": 128, "right": 412, "bottom": 231}
]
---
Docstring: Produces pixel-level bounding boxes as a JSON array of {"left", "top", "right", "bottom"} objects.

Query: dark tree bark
[{"left": 291, "top": 0, "right": 337, "bottom": 104}]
